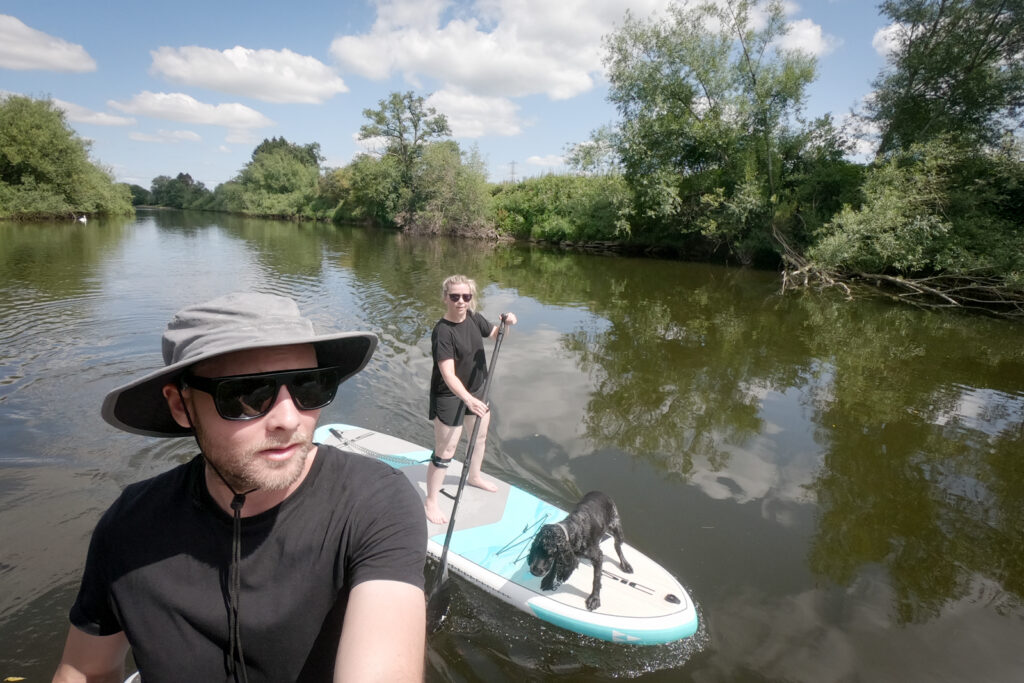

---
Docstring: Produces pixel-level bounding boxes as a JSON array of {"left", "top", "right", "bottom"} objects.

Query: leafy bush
[
  {"left": 0, "top": 95, "right": 133, "bottom": 218},
  {"left": 809, "top": 137, "right": 1024, "bottom": 278},
  {"left": 491, "top": 174, "right": 629, "bottom": 242}
]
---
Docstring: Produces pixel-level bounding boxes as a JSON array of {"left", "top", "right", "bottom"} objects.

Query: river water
[{"left": 1, "top": 210, "right": 1023, "bottom": 682}]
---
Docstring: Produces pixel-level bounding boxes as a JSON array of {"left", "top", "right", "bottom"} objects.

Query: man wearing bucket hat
[{"left": 53, "top": 292, "right": 427, "bottom": 683}]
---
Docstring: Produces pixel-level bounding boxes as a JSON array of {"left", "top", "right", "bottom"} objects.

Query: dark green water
[{"left": 2, "top": 210, "right": 1023, "bottom": 681}]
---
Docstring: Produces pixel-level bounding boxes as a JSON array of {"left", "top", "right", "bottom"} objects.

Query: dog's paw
[
  {"left": 585, "top": 594, "right": 601, "bottom": 611},
  {"left": 541, "top": 576, "right": 555, "bottom": 591},
  {"left": 621, "top": 560, "right": 634, "bottom": 574}
]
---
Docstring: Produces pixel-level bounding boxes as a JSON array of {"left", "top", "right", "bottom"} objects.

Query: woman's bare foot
[
  {"left": 467, "top": 477, "right": 498, "bottom": 492},
  {"left": 424, "top": 499, "right": 448, "bottom": 524}
]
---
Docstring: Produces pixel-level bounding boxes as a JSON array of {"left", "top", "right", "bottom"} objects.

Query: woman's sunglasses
[
  {"left": 182, "top": 366, "right": 342, "bottom": 420},
  {"left": 448, "top": 293, "right": 473, "bottom": 302}
]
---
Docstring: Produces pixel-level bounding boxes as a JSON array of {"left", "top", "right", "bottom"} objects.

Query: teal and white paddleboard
[{"left": 315, "top": 423, "right": 699, "bottom": 645}]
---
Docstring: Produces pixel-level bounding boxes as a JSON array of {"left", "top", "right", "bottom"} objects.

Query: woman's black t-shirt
[{"left": 429, "top": 311, "right": 493, "bottom": 398}]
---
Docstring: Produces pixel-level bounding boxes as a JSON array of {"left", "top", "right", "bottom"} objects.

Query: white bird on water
[{"left": 77, "top": 215, "right": 87, "bottom": 223}]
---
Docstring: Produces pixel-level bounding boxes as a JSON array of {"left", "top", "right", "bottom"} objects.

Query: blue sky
[{"left": 1, "top": 0, "right": 893, "bottom": 189}]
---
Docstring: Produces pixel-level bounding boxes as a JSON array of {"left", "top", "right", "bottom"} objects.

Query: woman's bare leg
[
  {"left": 424, "top": 418, "right": 462, "bottom": 524},
  {"left": 464, "top": 412, "right": 497, "bottom": 492}
]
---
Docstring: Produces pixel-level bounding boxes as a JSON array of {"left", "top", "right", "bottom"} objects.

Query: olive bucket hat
[{"left": 101, "top": 292, "right": 378, "bottom": 438}]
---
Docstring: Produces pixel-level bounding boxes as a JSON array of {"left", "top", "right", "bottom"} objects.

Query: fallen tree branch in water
[
  {"left": 780, "top": 265, "right": 1024, "bottom": 319},
  {"left": 771, "top": 227, "right": 1024, "bottom": 319}
]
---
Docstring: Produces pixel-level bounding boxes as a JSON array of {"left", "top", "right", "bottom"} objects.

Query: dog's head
[{"left": 527, "top": 524, "right": 578, "bottom": 586}]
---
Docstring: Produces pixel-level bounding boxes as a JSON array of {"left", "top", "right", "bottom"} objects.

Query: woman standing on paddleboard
[{"left": 424, "top": 275, "right": 517, "bottom": 524}]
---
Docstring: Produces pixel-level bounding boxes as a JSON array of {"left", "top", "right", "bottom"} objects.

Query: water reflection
[{"left": 1, "top": 213, "right": 1022, "bottom": 681}]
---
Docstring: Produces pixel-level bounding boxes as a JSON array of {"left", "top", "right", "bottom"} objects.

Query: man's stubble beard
[{"left": 194, "top": 421, "right": 315, "bottom": 492}]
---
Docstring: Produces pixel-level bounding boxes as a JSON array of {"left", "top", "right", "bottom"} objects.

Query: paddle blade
[{"left": 426, "top": 576, "right": 456, "bottom": 633}]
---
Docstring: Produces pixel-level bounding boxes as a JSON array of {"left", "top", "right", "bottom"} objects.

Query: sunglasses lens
[
  {"left": 289, "top": 368, "right": 340, "bottom": 410},
  {"left": 202, "top": 368, "right": 341, "bottom": 419},
  {"left": 448, "top": 293, "right": 472, "bottom": 302},
  {"left": 216, "top": 377, "right": 278, "bottom": 419}
]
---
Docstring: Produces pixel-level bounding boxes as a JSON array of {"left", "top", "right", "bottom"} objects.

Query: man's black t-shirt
[{"left": 69, "top": 444, "right": 426, "bottom": 683}]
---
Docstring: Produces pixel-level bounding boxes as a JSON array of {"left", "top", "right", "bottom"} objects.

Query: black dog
[{"left": 527, "top": 491, "right": 634, "bottom": 611}]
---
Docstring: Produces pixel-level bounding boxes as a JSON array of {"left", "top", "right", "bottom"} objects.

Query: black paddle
[{"left": 426, "top": 314, "right": 509, "bottom": 632}]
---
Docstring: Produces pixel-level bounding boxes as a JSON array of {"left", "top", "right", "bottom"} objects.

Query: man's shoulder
[
  {"left": 92, "top": 457, "right": 200, "bottom": 540},
  {"left": 317, "top": 443, "right": 411, "bottom": 484},
  {"left": 311, "top": 444, "right": 423, "bottom": 528},
  {"left": 119, "top": 456, "right": 197, "bottom": 499}
]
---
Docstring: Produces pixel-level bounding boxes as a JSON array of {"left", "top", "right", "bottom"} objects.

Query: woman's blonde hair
[{"left": 441, "top": 274, "right": 478, "bottom": 311}]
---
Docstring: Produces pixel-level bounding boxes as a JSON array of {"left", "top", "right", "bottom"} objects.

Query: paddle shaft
[{"left": 429, "top": 315, "right": 508, "bottom": 597}]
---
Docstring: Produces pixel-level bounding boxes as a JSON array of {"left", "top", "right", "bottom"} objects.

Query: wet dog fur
[{"left": 527, "top": 491, "right": 633, "bottom": 611}]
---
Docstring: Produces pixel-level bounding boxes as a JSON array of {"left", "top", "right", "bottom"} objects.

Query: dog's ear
[{"left": 554, "top": 540, "right": 579, "bottom": 582}]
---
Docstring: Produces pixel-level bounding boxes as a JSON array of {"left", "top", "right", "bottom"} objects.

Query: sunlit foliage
[{"left": 0, "top": 95, "right": 132, "bottom": 219}]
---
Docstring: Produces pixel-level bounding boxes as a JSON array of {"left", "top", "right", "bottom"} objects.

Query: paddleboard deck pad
[{"left": 315, "top": 423, "right": 699, "bottom": 645}]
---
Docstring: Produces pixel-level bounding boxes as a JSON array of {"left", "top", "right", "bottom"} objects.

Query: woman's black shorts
[{"left": 429, "top": 387, "right": 483, "bottom": 427}]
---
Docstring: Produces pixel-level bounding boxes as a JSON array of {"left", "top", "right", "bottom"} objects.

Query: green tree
[
  {"left": 236, "top": 138, "right": 322, "bottom": 218},
  {"left": 250, "top": 137, "right": 323, "bottom": 168},
  {"left": 491, "top": 174, "right": 630, "bottom": 242},
  {"left": 332, "top": 154, "right": 404, "bottom": 226},
  {"left": 127, "top": 184, "right": 153, "bottom": 205},
  {"left": 358, "top": 91, "right": 451, "bottom": 217},
  {"left": 869, "top": 0, "right": 1024, "bottom": 155},
  {"left": 805, "top": 136, "right": 1024, "bottom": 314},
  {"left": 0, "top": 95, "right": 132, "bottom": 218},
  {"left": 150, "top": 172, "right": 211, "bottom": 209},
  {"left": 413, "top": 142, "right": 493, "bottom": 236},
  {"left": 773, "top": 115, "right": 866, "bottom": 250},
  {"left": 603, "top": 0, "right": 817, "bottom": 260}
]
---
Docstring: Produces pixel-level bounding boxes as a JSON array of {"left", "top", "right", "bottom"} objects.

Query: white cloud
[
  {"left": 0, "top": 15, "right": 96, "bottom": 72},
  {"left": 426, "top": 87, "right": 523, "bottom": 137},
  {"left": 225, "top": 128, "right": 260, "bottom": 145},
  {"left": 129, "top": 129, "right": 202, "bottom": 143},
  {"left": 150, "top": 46, "right": 348, "bottom": 104},
  {"left": 374, "top": 0, "right": 450, "bottom": 31},
  {"left": 526, "top": 154, "right": 564, "bottom": 168},
  {"left": 780, "top": 18, "right": 840, "bottom": 57},
  {"left": 108, "top": 92, "right": 273, "bottom": 128},
  {"left": 328, "top": 0, "right": 834, "bottom": 116},
  {"left": 330, "top": 0, "right": 674, "bottom": 101},
  {"left": 53, "top": 99, "right": 135, "bottom": 126},
  {"left": 872, "top": 23, "right": 904, "bottom": 59}
]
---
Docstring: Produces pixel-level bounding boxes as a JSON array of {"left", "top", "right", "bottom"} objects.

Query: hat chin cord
[{"left": 179, "top": 387, "right": 255, "bottom": 683}]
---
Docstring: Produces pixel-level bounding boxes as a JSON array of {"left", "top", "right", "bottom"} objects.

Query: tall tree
[
  {"left": 236, "top": 138, "right": 322, "bottom": 218},
  {"left": 358, "top": 91, "right": 451, "bottom": 217},
  {"left": 150, "top": 172, "right": 210, "bottom": 209},
  {"left": 603, "top": 0, "right": 816, "bottom": 259},
  {"left": 250, "top": 137, "right": 323, "bottom": 168},
  {"left": 869, "top": 0, "right": 1024, "bottom": 155}
]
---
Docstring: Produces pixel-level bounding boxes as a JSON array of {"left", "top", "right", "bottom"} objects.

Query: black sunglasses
[
  {"left": 448, "top": 293, "right": 473, "bottom": 302},
  {"left": 182, "top": 366, "right": 342, "bottom": 420}
]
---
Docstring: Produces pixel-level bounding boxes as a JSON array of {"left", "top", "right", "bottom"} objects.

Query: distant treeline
[{"left": 3, "top": 0, "right": 1022, "bottom": 315}]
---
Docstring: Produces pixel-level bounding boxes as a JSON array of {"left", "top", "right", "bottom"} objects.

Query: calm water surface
[{"left": 2, "top": 210, "right": 1023, "bottom": 682}]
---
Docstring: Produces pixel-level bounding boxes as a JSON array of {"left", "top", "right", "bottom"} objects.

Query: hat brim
[{"left": 101, "top": 332, "right": 377, "bottom": 438}]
